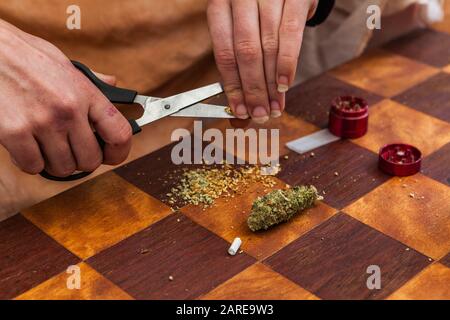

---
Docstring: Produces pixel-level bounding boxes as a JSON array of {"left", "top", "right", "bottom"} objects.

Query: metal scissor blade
[
  {"left": 170, "top": 103, "right": 235, "bottom": 119},
  {"left": 136, "top": 83, "right": 223, "bottom": 126}
]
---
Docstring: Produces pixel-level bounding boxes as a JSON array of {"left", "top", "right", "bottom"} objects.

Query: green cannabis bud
[{"left": 247, "top": 185, "right": 322, "bottom": 232}]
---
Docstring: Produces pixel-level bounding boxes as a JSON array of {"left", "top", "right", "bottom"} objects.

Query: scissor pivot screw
[{"left": 164, "top": 104, "right": 171, "bottom": 110}]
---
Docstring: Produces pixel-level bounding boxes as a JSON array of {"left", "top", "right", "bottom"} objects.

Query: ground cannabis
[
  {"left": 168, "top": 164, "right": 277, "bottom": 209},
  {"left": 247, "top": 185, "right": 322, "bottom": 232}
]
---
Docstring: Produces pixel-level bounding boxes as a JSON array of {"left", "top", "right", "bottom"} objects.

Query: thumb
[{"left": 93, "top": 71, "right": 117, "bottom": 86}]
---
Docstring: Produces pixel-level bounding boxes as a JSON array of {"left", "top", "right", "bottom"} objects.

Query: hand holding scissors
[{"left": 40, "top": 61, "right": 235, "bottom": 181}]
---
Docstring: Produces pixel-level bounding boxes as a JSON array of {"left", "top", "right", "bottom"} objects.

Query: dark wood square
[
  {"left": 87, "top": 213, "right": 256, "bottom": 299},
  {"left": 115, "top": 142, "right": 185, "bottom": 207},
  {"left": 393, "top": 72, "right": 450, "bottom": 122},
  {"left": 265, "top": 213, "right": 431, "bottom": 300},
  {"left": 422, "top": 142, "right": 450, "bottom": 186},
  {"left": 115, "top": 137, "right": 240, "bottom": 208},
  {"left": 0, "top": 214, "right": 80, "bottom": 299},
  {"left": 385, "top": 29, "right": 450, "bottom": 68},
  {"left": 277, "top": 140, "right": 390, "bottom": 209},
  {"left": 284, "top": 74, "right": 384, "bottom": 128},
  {"left": 441, "top": 252, "right": 450, "bottom": 268}
]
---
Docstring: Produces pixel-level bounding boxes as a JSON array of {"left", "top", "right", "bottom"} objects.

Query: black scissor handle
[
  {"left": 71, "top": 61, "right": 138, "bottom": 103},
  {"left": 39, "top": 61, "right": 142, "bottom": 182}
]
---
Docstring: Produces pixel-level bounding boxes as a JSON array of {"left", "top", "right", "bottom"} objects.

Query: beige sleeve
[{"left": 296, "top": 0, "right": 445, "bottom": 83}]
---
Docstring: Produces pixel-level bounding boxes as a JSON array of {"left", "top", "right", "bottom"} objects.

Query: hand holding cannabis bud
[{"left": 207, "top": 0, "right": 318, "bottom": 123}]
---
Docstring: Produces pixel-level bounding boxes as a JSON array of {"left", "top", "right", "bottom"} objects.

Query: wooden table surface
[{"left": 1, "top": 25, "right": 450, "bottom": 300}]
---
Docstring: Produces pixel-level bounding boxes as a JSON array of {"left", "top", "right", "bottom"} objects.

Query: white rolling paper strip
[{"left": 286, "top": 129, "right": 341, "bottom": 155}]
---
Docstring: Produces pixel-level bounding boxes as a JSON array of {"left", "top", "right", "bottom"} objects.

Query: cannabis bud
[{"left": 247, "top": 185, "right": 322, "bottom": 232}]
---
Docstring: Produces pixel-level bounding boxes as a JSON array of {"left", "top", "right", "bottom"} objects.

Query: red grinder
[
  {"left": 378, "top": 143, "right": 422, "bottom": 177},
  {"left": 326, "top": 96, "right": 421, "bottom": 177},
  {"left": 329, "top": 96, "right": 369, "bottom": 139}
]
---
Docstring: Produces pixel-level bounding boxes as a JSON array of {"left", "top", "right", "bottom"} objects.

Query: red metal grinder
[
  {"left": 329, "top": 96, "right": 369, "bottom": 139},
  {"left": 378, "top": 143, "right": 422, "bottom": 177}
]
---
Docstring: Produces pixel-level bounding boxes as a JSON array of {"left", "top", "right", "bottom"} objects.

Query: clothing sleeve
[{"left": 306, "top": 0, "right": 335, "bottom": 26}]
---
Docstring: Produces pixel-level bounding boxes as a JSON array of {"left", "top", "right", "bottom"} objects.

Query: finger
[
  {"left": 68, "top": 116, "right": 103, "bottom": 172},
  {"left": 258, "top": 0, "right": 284, "bottom": 117},
  {"left": 93, "top": 71, "right": 117, "bottom": 86},
  {"left": 308, "top": 0, "right": 319, "bottom": 20},
  {"left": 277, "top": 0, "right": 310, "bottom": 93},
  {"left": 207, "top": 0, "right": 248, "bottom": 119},
  {"left": 88, "top": 94, "right": 132, "bottom": 166},
  {"left": 232, "top": 0, "right": 270, "bottom": 124},
  {"left": 1, "top": 133, "right": 44, "bottom": 174},
  {"left": 38, "top": 131, "right": 77, "bottom": 177}
]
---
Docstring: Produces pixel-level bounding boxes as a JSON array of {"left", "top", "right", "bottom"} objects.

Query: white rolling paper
[{"left": 286, "top": 129, "right": 341, "bottom": 155}]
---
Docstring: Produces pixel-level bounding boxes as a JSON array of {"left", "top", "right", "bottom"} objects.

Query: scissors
[{"left": 40, "top": 61, "right": 234, "bottom": 182}]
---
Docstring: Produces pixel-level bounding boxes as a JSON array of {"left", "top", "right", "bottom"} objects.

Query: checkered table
[{"left": 1, "top": 27, "right": 449, "bottom": 300}]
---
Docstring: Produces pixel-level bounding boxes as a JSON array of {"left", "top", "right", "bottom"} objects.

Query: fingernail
[
  {"left": 270, "top": 101, "right": 282, "bottom": 118},
  {"left": 278, "top": 75, "right": 289, "bottom": 93},
  {"left": 252, "top": 106, "right": 269, "bottom": 124},
  {"left": 235, "top": 104, "right": 249, "bottom": 119}
]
